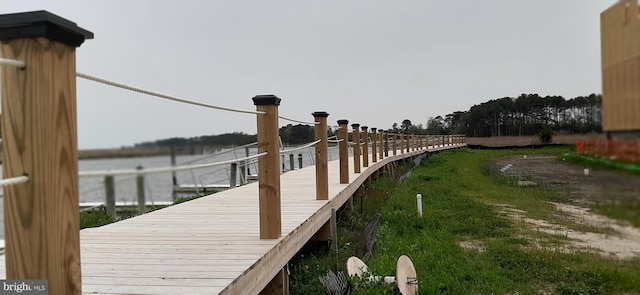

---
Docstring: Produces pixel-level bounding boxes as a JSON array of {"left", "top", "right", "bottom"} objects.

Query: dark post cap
[
  {"left": 252, "top": 94, "right": 281, "bottom": 106},
  {"left": 311, "top": 111, "right": 329, "bottom": 118},
  {"left": 351, "top": 123, "right": 360, "bottom": 128},
  {"left": 371, "top": 127, "right": 377, "bottom": 131},
  {"left": 337, "top": 119, "right": 349, "bottom": 125},
  {"left": 361, "top": 126, "right": 368, "bottom": 130},
  {"left": 0, "top": 10, "right": 93, "bottom": 47}
]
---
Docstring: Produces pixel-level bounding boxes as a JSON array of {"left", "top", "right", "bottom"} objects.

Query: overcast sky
[{"left": 1, "top": 1, "right": 617, "bottom": 149}]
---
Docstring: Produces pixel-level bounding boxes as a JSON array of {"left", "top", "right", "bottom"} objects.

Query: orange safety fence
[{"left": 576, "top": 139, "right": 640, "bottom": 163}]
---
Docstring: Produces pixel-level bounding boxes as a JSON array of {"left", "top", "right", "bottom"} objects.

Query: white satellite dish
[{"left": 396, "top": 255, "right": 418, "bottom": 295}]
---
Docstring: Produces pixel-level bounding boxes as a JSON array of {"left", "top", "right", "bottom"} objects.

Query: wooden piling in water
[
  {"left": 253, "top": 95, "right": 282, "bottom": 239},
  {"left": 0, "top": 11, "right": 93, "bottom": 293}
]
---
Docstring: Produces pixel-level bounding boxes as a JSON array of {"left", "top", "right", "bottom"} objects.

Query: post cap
[
  {"left": 337, "top": 119, "right": 349, "bottom": 125},
  {"left": 371, "top": 127, "right": 377, "bottom": 131},
  {"left": 311, "top": 111, "right": 329, "bottom": 118},
  {"left": 0, "top": 10, "right": 93, "bottom": 47},
  {"left": 361, "top": 126, "right": 368, "bottom": 130},
  {"left": 351, "top": 123, "right": 360, "bottom": 128},
  {"left": 252, "top": 94, "right": 281, "bottom": 106}
]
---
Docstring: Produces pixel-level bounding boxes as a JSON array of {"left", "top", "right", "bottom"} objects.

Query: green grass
[{"left": 290, "top": 148, "right": 640, "bottom": 294}]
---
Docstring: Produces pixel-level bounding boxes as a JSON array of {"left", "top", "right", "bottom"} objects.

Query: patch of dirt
[{"left": 491, "top": 155, "right": 640, "bottom": 259}]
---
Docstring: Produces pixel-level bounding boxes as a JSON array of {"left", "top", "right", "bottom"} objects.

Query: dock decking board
[{"left": 0, "top": 145, "right": 462, "bottom": 294}]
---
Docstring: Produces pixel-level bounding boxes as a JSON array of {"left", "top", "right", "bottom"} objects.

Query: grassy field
[{"left": 290, "top": 147, "right": 640, "bottom": 294}]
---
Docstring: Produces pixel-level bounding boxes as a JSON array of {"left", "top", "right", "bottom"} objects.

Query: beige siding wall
[{"left": 601, "top": 0, "right": 640, "bottom": 132}]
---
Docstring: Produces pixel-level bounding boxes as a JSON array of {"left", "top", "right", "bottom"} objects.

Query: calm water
[{"left": 0, "top": 144, "right": 342, "bottom": 239}]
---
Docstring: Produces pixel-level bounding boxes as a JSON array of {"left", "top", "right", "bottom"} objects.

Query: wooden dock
[{"left": 0, "top": 145, "right": 461, "bottom": 294}]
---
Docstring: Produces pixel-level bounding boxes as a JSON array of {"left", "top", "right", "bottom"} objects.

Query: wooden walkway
[{"left": 0, "top": 145, "right": 462, "bottom": 294}]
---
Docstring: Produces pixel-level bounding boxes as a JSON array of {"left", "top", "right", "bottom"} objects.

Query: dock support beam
[
  {"left": 253, "top": 95, "right": 282, "bottom": 239},
  {"left": 313, "top": 111, "right": 329, "bottom": 200},
  {"left": 0, "top": 10, "right": 93, "bottom": 294}
]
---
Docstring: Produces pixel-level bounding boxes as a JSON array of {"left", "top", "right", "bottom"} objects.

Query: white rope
[
  {"left": 0, "top": 58, "right": 25, "bottom": 68},
  {"left": 79, "top": 152, "right": 267, "bottom": 177},
  {"left": 76, "top": 72, "right": 265, "bottom": 115},
  {"left": 0, "top": 175, "right": 29, "bottom": 188},
  {"left": 278, "top": 115, "right": 319, "bottom": 125},
  {"left": 280, "top": 139, "right": 321, "bottom": 154}
]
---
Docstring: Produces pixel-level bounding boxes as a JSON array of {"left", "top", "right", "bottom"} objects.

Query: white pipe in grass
[{"left": 416, "top": 193, "right": 423, "bottom": 217}]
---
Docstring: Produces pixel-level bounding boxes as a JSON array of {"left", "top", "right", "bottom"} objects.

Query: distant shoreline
[{"left": 78, "top": 147, "right": 171, "bottom": 160}]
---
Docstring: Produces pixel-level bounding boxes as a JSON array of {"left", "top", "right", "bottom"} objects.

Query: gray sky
[{"left": 2, "top": 1, "right": 616, "bottom": 149}]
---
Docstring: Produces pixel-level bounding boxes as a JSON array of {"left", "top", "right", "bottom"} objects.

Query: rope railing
[
  {"left": 0, "top": 175, "right": 29, "bottom": 188},
  {"left": 278, "top": 115, "right": 318, "bottom": 125},
  {"left": 280, "top": 139, "right": 322, "bottom": 154},
  {"left": 76, "top": 72, "right": 265, "bottom": 115},
  {"left": 179, "top": 142, "right": 258, "bottom": 165},
  {"left": 0, "top": 57, "right": 25, "bottom": 68},
  {"left": 79, "top": 152, "right": 267, "bottom": 177}
]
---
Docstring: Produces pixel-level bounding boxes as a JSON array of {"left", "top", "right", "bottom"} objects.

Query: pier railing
[{"left": 0, "top": 10, "right": 466, "bottom": 294}]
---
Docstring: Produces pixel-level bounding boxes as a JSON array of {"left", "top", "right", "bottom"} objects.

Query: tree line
[
  {"left": 135, "top": 93, "right": 603, "bottom": 150},
  {"left": 395, "top": 93, "right": 602, "bottom": 137}
]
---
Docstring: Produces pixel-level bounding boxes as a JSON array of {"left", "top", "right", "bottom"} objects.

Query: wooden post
[
  {"left": 289, "top": 154, "right": 294, "bottom": 171},
  {"left": 406, "top": 133, "right": 410, "bottom": 153},
  {"left": 378, "top": 130, "right": 384, "bottom": 160},
  {"left": 230, "top": 163, "right": 237, "bottom": 188},
  {"left": 313, "top": 111, "right": 329, "bottom": 200},
  {"left": 170, "top": 146, "right": 178, "bottom": 195},
  {"left": 361, "top": 126, "right": 369, "bottom": 167},
  {"left": 105, "top": 176, "right": 116, "bottom": 219},
  {"left": 351, "top": 124, "right": 361, "bottom": 173},
  {"left": 337, "top": 119, "right": 349, "bottom": 184},
  {"left": 392, "top": 133, "right": 398, "bottom": 155},
  {"left": 371, "top": 127, "right": 378, "bottom": 163},
  {"left": 136, "top": 166, "right": 146, "bottom": 214},
  {"left": 253, "top": 95, "right": 282, "bottom": 239},
  {"left": 383, "top": 131, "right": 389, "bottom": 157},
  {"left": 0, "top": 12, "right": 92, "bottom": 293},
  {"left": 298, "top": 153, "right": 303, "bottom": 169}
]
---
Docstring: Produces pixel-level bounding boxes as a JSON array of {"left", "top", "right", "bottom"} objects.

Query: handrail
[
  {"left": 0, "top": 176, "right": 29, "bottom": 188},
  {"left": 77, "top": 72, "right": 265, "bottom": 115},
  {"left": 79, "top": 152, "right": 267, "bottom": 177},
  {"left": 0, "top": 57, "right": 25, "bottom": 68},
  {"left": 179, "top": 142, "right": 258, "bottom": 165},
  {"left": 280, "top": 139, "right": 321, "bottom": 154}
]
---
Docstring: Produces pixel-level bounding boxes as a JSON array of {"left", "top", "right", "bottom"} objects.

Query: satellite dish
[
  {"left": 396, "top": 255, "right": 418, "bottom": 295},
  {"left": 346, "top": 256, "right": 369, "bottom": 277}
]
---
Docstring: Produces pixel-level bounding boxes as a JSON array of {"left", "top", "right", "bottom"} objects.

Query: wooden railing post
[
  {"left": 406, "top": 133, "right": 411, "bottom": 153},
  {"left": 361, "top": 126, "right": 369, "bottom": 167},
  {"left": 337, "top": 120, "right": 349, "bottom": 184},
  {"left": 230, "top": 163, "right": 237, "bottom": 188},
  {"left": 289, "top": 154, "right": 295, "bottom": 171},
  {"left": 136, "top": 166, "right": 146, "bottom": 214},
  {"left": 371, "top": 127, "right": 378, "bottom": 163},
  {"left": 253, "top": 95, "right": 282, "bottom": 239},
  {"left": 400, "top": 133, "right": 405, "bottom": 154},
  {"left": 0, "top": 11, "right": 92, "bottom": 294},
  {"left": 105, "top": 175, "right": 116, "bottom": 219},
  {"left": 351, "top": 123, "right": 361, "bottom": 173},
  {"left": 392, "top": 133, "right": 398, "bottom": 155},
  {"left": 378, "top": 129, "right": 384, "bottom": 160},
  {"left": 313, "top": 111, "right": 329, "bottom": 200},
  {"left": 384, "top": 131, "right": 389, "bottom": 157}
]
